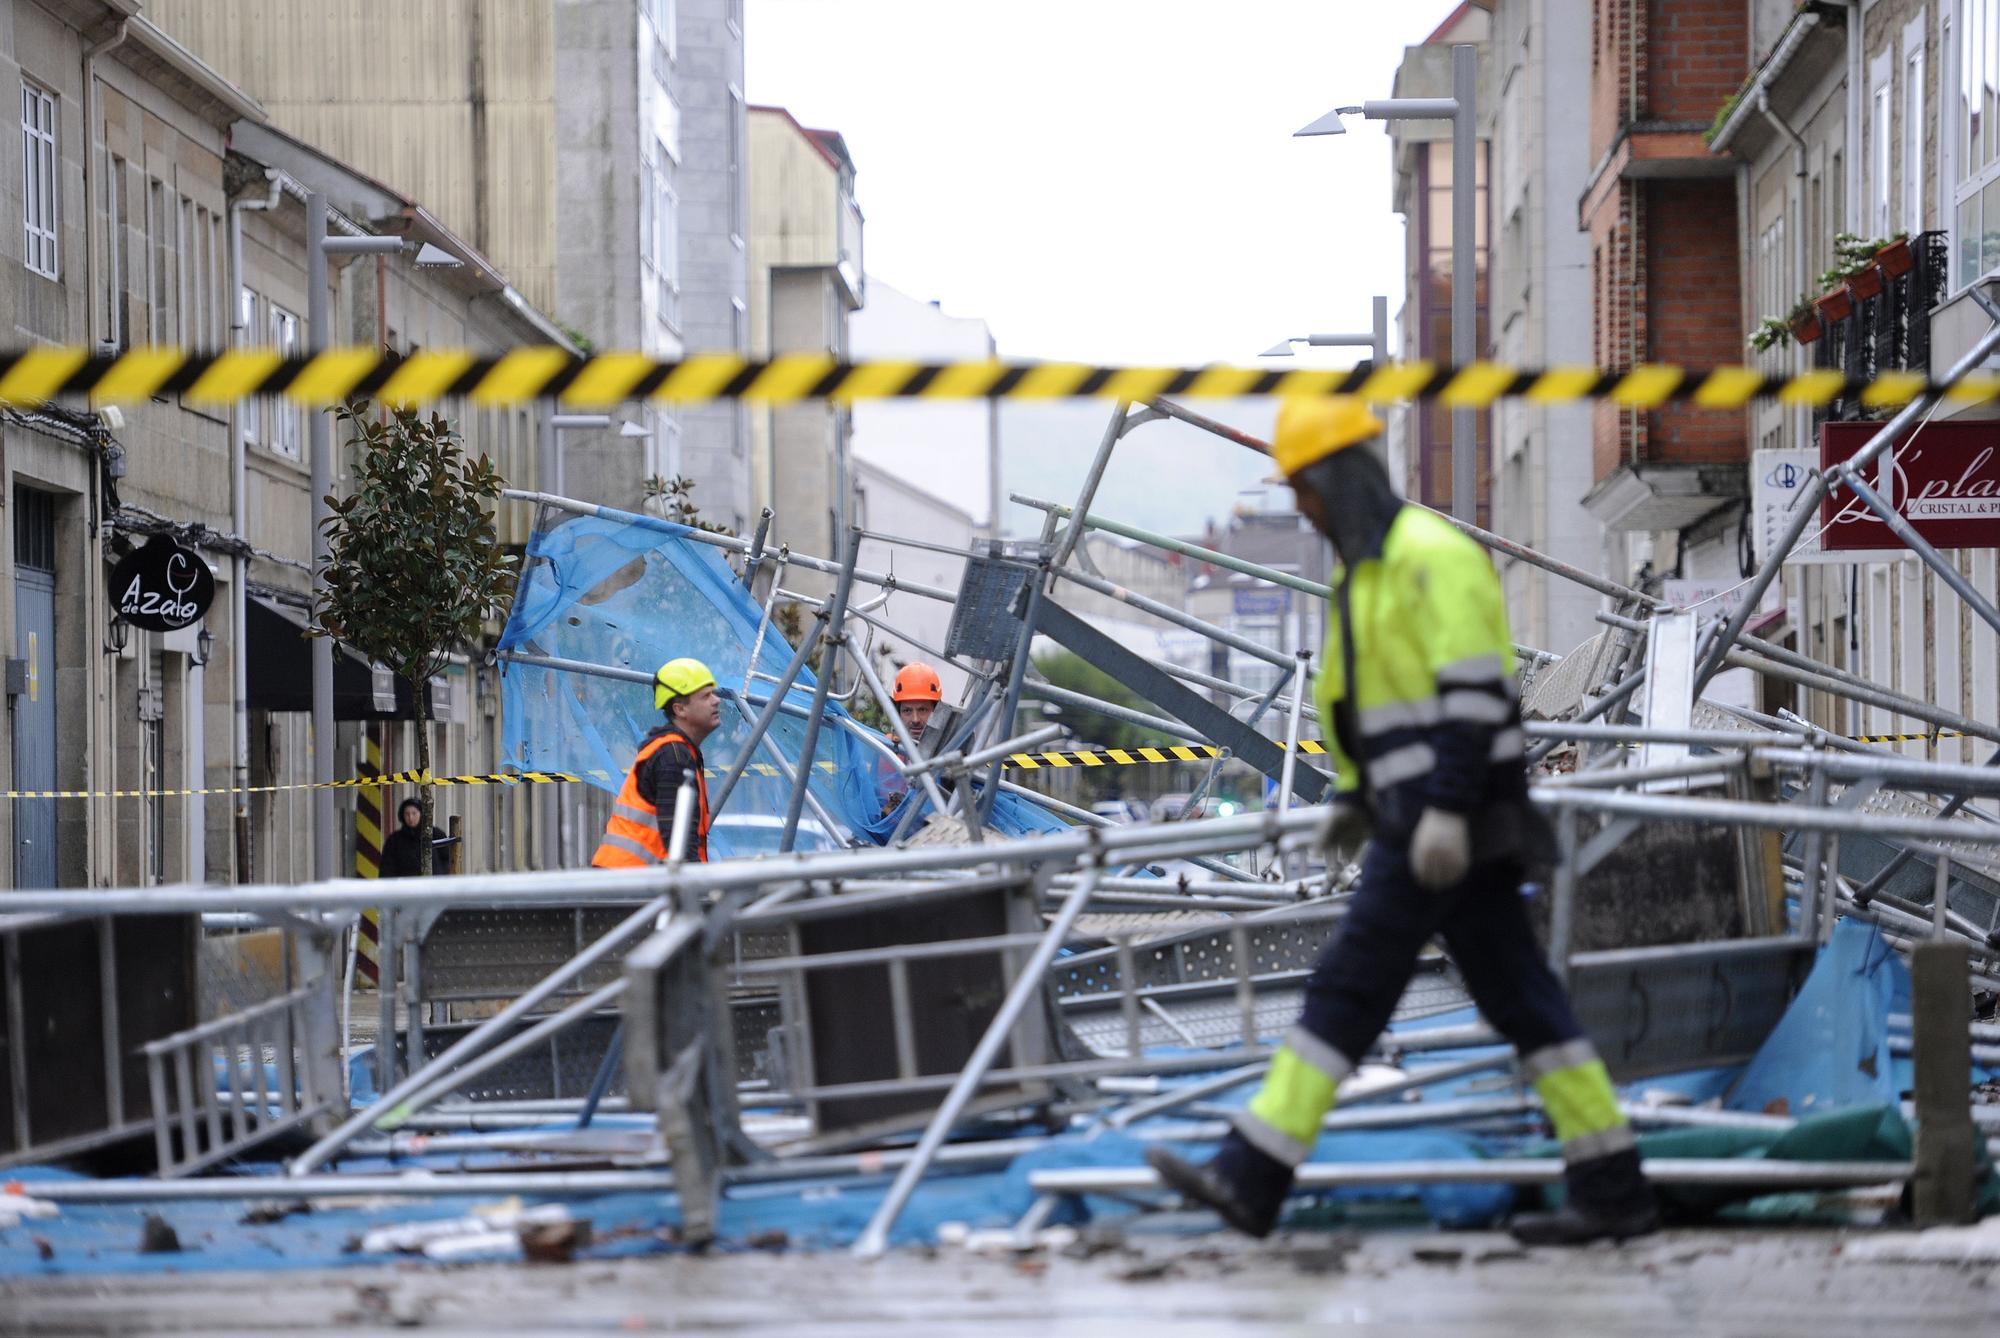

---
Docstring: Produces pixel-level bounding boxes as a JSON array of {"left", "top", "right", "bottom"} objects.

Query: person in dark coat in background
[{"left": 381, "top": 798, "right": 448, "bottom": 877}]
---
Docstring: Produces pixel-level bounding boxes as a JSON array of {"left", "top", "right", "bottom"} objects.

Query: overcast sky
[{"left": 744, "top": 0, "right": 1461, "bottom": 536}]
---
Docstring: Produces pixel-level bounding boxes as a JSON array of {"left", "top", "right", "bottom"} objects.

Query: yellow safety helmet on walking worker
[
  {"left": 654, "top": 657, "right": 717, "bottom": 711},
  {"left": 1270, "top": 397, "right": 1386, "bottom": 478}
]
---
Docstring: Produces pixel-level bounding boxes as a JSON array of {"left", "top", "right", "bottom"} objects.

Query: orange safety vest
[{"left": 591, "top": 730, "right": 710, "bottom": 867}]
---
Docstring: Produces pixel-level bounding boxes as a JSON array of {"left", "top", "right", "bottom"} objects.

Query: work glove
[
  {"left": 1409, "top": 808, "right": 1471, "bottom": 891},
  {"left": 1315, "top": 799, "right": 1371, "bottom": 858}
]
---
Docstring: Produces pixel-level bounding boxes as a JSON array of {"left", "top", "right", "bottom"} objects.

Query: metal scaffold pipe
[
  {"left": 4, "top": 807, "right": 1328, "bottom": 918},
  {"left": 1694, "top": 315, "right": 2000, "bottom": 692}
]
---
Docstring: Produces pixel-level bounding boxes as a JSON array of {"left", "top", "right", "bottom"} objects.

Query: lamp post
[
  {"left": 1296, "top": 44, "right": 1477, "bottom": 524},
  {"left": 1260, "top": 294, "right": 1390, "bottom": 369},
  {"left": 531, "top": 412, "right": 651, "bottom": 869},
  {"left": 305, "top": 192, "right": 461, "bottom": 880}
]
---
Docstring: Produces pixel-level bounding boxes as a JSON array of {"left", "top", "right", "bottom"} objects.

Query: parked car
[
  {"left": 708, "top": 814, "right": 837, "bottom": 857},
  {"left": 1089, "top": 800, "right": 1148, "bottom": 824},
  {"left": 1150, "top": 794, "right": 1243, "bottom": 823}
]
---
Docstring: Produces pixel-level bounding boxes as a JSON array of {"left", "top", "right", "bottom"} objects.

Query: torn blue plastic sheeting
[
  {"left": 496, "top": 512, "right": 1069, "bottom": 857},
  {"left": 1727, "top": 920, "right": 1907, "bottom": 1117}
]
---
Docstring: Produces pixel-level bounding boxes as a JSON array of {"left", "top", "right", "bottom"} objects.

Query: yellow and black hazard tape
[
  {"left": 3, "top": 742, "right": 1315, "bottom": 800},
  {"left": 0, "top": 345, "right": 1989, "bottom": 412},
  {"left": 1852, "top": 731, "right": 1966, "bottom": 744},
  {"left": 1005, "top": 740, "right": 1328, "bottom": 770},
  {"left": 0, "top": 762, "right": 832, "bottom": 800}
]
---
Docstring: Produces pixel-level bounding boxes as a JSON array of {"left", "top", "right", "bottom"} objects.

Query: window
[
  {"left": 1756, "top": 215, "right": 1786, "bottom": 371},
  {"left": 104, "top": 155, "right": 125, "bottom": 346},
  {"left": 645, "top": 0, "right": 677, "bottom": 57},
  {"left": 177, "top": 196, "right": 194, "bottom": 343},
  {"left": 240, "top": 288, "right": 262, "bottom": 442},
  {"left": 640, "top": 150, "right": 655, "bottom": 269},
  {"left": 269, "top": 302, "right": 301, "bottom": 458},
  {"left": 146, "top": 178, "right": 173, "bottom": 341},
  {"left": 1907, "top": 31, "right": 1928, "bottom": 233},
  {"left": 208, "top": 212, "right": 224, "bottom": 346},
  {"left": 1953, "top": 0, "right": 2000, "bottom": 286},
  {"left": 655, "top": 140, "right": 678, "bottom": 329},
  {"left": 726, "top": 0, "right": 742, "bottom": 36},
  {"left": 1871, "top": 76, "right": 1894, "bottom": 239},
  {"left": 20, "top": 81, "right": 57, "bottom": 278},
  {"left": 728, "top": 85, "right": 744, "bottom": 240}
]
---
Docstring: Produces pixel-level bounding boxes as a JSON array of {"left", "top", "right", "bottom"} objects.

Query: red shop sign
[{"left": 1819, "top": 419, "right": 2000, "bottom": 551}]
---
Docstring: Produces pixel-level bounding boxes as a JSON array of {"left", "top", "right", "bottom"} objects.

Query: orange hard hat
[{"left": 892, "top": 663, "right": 943, "bottom": 703}]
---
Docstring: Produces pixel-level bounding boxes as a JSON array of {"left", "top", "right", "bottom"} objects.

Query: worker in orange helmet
[
  {"left": 876, "top": 662, "right": 946, "bottom": 816},
  {"left": 891, "top": 662, "right": 944, "bottom": 739}
]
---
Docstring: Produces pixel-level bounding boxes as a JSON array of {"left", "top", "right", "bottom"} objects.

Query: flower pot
[
  {"left": 1876, "top": 236, "right": 1915, "bottom": 277},
  {"left": 1791, "top": 311, "right": 1823, "bottom": 345},
  {"left": 1847, "top": 265, "right": 1885, "bottom": 300},
  {"left": 1816, "top": 287, "right": 1854, "bottom": 323}
]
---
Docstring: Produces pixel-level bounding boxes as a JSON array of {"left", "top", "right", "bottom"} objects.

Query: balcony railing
[{"left": 1814, "top": 230, "right": 1947, "bottom": 422}]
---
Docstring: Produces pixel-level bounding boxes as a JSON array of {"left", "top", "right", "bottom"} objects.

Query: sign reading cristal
[
  {"left": 1820, "top": 421, "right": 2000, "bottom": 552},
  {"left": 108, "top": 536, "right": 215, "bottom": 632}
]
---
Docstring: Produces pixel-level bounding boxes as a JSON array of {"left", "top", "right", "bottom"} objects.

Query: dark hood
[{"left": 1297, "top": 446, "right": 1404, "bottom": 564}]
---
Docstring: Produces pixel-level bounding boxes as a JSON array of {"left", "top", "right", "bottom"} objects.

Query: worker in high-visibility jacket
[
  {"left": 592, "top": 657, "right": 721, "bottom": 867},
  {"left": 1147, "top": 398, "right": 1659, "bottom": 1247}
]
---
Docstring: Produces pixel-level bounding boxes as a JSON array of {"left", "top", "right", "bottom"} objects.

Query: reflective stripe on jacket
[
  {"left": 1314, "top": 507, "right": 1525, "bottom": 819},
  {"left": 592, "top": 729, "right": 710, "bottom": 867}
]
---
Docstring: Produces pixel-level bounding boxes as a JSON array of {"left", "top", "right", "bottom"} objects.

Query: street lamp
[
  {"left": 1260, "top": 295, "right": 1390, "bottom": 368},
  {"left": 1295, "top": 44, "right": 1477, "bottom": 525},
  {"left": 305, "top": 193, "right": 465, "bottom": 881}
]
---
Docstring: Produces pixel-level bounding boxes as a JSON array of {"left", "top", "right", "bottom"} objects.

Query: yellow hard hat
[
  {"left": 1270, "top": 397, "right": 1386, "bottom": 478},
  {"left": 654, "top": 657, "right": 717, "bottom": 711}
]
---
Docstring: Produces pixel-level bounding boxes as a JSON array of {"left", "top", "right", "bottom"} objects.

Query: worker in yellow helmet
[
  {"left": 1147, "top": 398, "right": 1657, "bottom": 1247},
  {"left": 592, "top": 658, "right": 722, "bottom": 867}
]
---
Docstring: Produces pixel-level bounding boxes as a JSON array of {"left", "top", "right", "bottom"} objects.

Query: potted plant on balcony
[
  {"left": 1846, "top": 260, "right": 1885, "bottom": 300},
  {"left": 1788, "top": 299, "right": 1822, "bottom": 345},
  {"left": 1749, "top": 316, "right": 1793, "bottom": 354},
  {"left": 1875, "top": 231, "right": 1914, "bottom": 278},
  {"left": 1814, "top": 284, "right": 1853, "bottom": 324}
]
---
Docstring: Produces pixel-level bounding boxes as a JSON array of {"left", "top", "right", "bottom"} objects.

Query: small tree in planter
[{"left": 312, "top": 404, "right": 518, "bottom": 873}]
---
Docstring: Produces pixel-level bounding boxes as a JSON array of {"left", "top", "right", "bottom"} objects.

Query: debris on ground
[
  {"left": 1839, "top": 1218, "right": 2000, "bottom": 1264},
  {"left": 138, "top": 1214, "right": 181, "bottom": 1254},
  {"left": 519, "top": 1218, "right": 592, "bottom": 1264}
]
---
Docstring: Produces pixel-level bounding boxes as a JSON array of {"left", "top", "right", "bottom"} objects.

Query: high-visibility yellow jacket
[{"left": 1315, "top": 506, "right": 1527, "bottom": 832}]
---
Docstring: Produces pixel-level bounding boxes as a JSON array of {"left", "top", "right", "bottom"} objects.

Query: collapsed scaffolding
[{"left": 5, "top": 342, "right": 2000, "bottom": 1259}]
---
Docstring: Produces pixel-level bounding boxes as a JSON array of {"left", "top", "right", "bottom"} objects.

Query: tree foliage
[
  {"left": 642, "top": 473, "right": 735, "bottom": 535},
  {"left": 312, "top": 404, "right": 517, "bottom": 866},
  {"left": 1031, "top": 650, "right": 1158, "bottom": 752}
]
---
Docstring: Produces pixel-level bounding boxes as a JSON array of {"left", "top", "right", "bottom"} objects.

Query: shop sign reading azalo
[
  {"left": 108, "top": 536, "right": 216, "bottom": 632},
  {"left": 1819, "top": 420, "right": 2000, "bottom": 552}
]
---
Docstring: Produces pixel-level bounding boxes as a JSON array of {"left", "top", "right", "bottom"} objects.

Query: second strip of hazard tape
[
  {"left": 1004, "top": 741, "right": 1327, "bottom": 770},
  {"left": 0, "top": 345, "right": 1984, "bottom": 412}
]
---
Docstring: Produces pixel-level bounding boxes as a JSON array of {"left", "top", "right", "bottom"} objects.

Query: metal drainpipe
[
  {"left": 228, "top": 171, "right": 283, "bottom": 881},
  {"left": 81, "top": 19, "right": 128, "bottom": 885}
]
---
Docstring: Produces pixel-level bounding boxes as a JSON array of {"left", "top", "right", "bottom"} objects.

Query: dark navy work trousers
[{"left": 1298, "top": 840, "right": 1586, "bottom": 1067}]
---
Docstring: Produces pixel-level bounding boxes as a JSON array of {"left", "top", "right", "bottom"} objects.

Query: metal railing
[{"left": 143, "top": 986, "right": 329, "bottom": 1179}]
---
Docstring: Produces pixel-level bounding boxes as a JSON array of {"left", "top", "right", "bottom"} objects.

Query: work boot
[
  {"left": 1145, "top": 1133, "right": 1294, "bottom": 1239},
  {"left": 1509, "top": 1146, "right": 1661, "bottom": 1246}
]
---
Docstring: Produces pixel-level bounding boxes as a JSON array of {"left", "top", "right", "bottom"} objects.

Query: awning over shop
[{"left": 245, "top": 595, "right": 417, "bottom": 720}]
